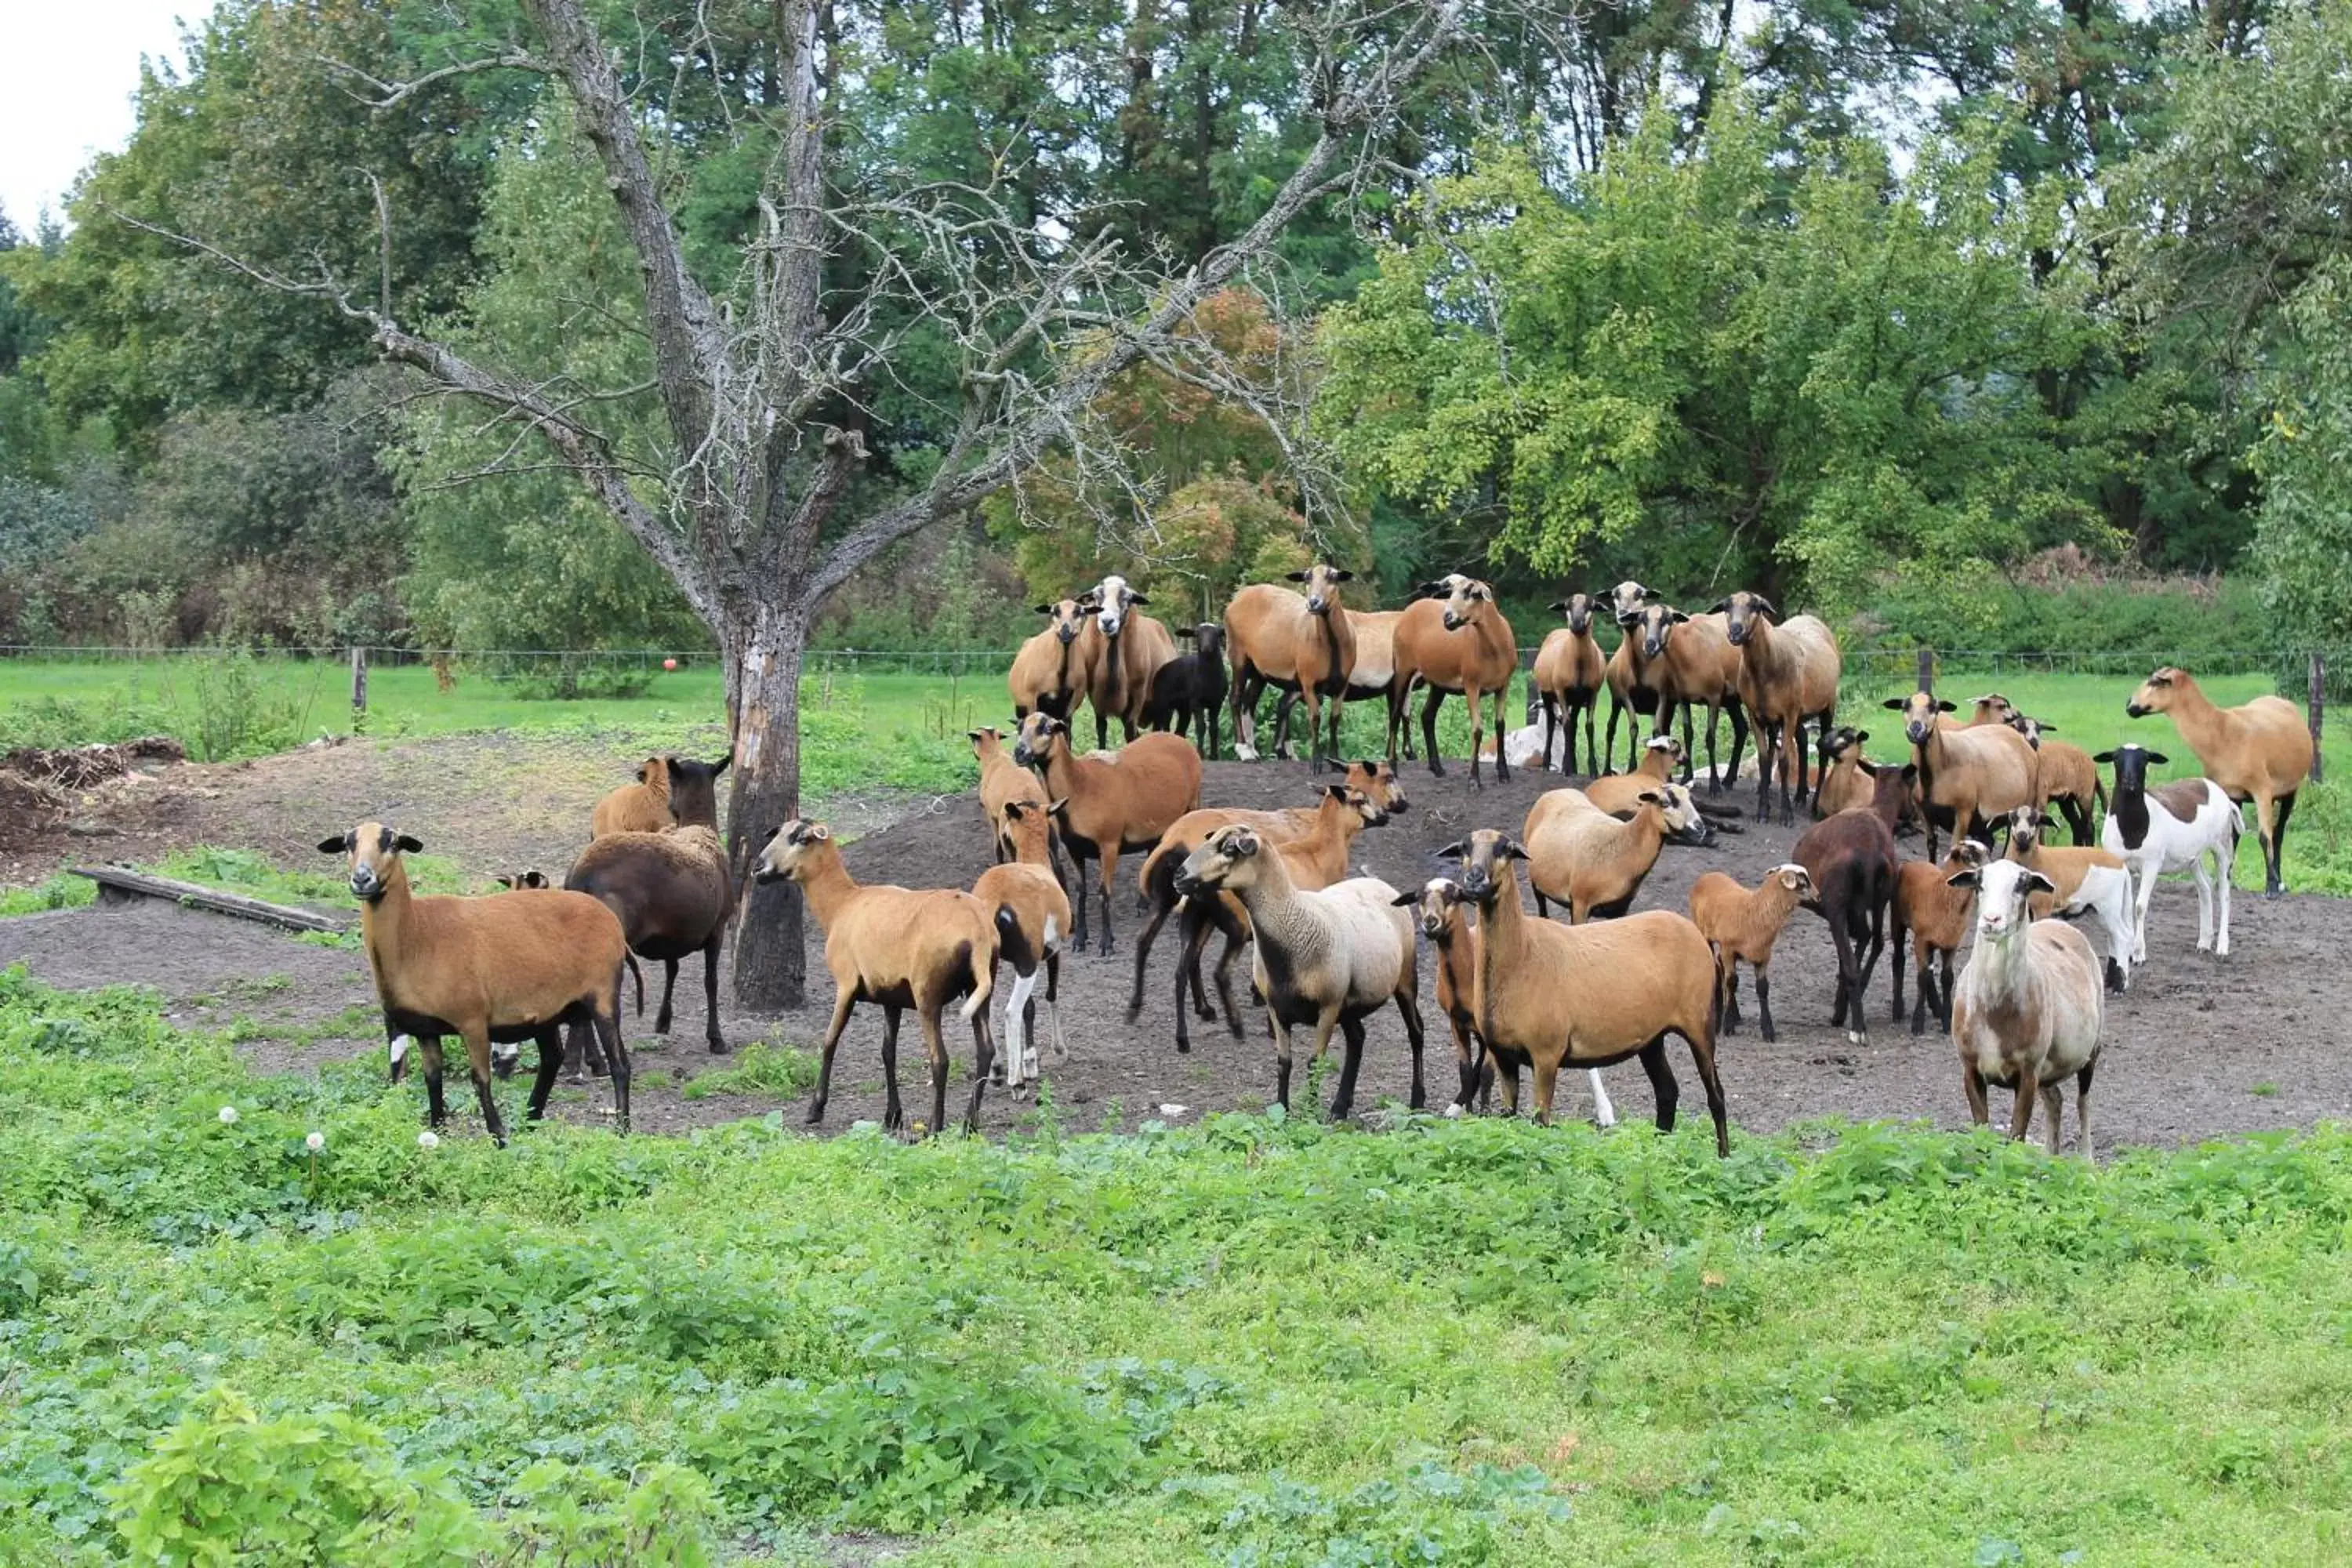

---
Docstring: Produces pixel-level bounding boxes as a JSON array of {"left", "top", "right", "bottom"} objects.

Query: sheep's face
[
  {"left": 1446, "top": 828, "right": 1526, "bottom": 907},
  {"left": 968, "top": 725, "right": 1005, "bottom": 760},
  {"left": 1088, "top": 575, "right": 1149, "bottom": 637},
  {"left": 1769, "top": 863, "right": 1814, "bottom": 900},
  {"left": 317, "top": 822, "right": 423, "bottom": 903},
  {"left": 752, "top": 819, "right": 832, "bottom": 884},
  {"left": 1882, "top": 690, "right": 1957, "bottom": 745},
  {"left": 1414, "top": 571, "right": 1472, "bottom": 603},
  {"left": 1286, "top": 563, "right": 1354, "bottom": 617},
  {"left": 2090, "top": 742, "right": 2166, "bottom": 796},
  {"left": 997, "top": 798, "right": 1062, "bottom": 859},
  {"left": 2125, "top": 667, "right": 2182, "bottom": 719},
  {"left": 1716, "top": 590, "right": 1779, "bottom": 647},
  {"left": 1173, "top": 826, "right": 1260, "bottom": 897},
  {"left": 1657, "top": 784, "right": 1714, "bottom": 846},
  {"left": 2005, "top": 807, "right": 2047, "bottom": 856},
  {"left": 494, "top": 870, "right": 550, "bottom": 891},
  {"left": 1392, "top": 877, "right": 1468, "bottom": 940},
  {"left": 1643, "top": 735, "right": 1685, "bottom": 769},
  {"left": 1035, "top": 597, "right": 1092, "bottom": 647},
  {"left": 1637, "top": 603, "right": 1690, "bottom": 659},
  {"left": 1952, "top": 857, "right": 2054, "bottom": 943},
  {"left": 1822, "top": 726, "right": 1867, "bottom": 762},
  {"left": 1346, "top": 759, "right": 1409, "bottom": 816},
  {"left": 1012, "top": 713, "right": 1068, "bottom": 768},
  {"left": 1331, "top": 783, "right": 1388, "bottom": 827},
  {"left": 1548, "top": 592, "right": 1599, "bottom": 634},
  {"left": 1970, "top": 692, "right": 2018, "bottom": 728},
  {"left": 1603, "top": 580, "right": 1653, "bottom": 626},
  {"left": 1189, "top": 622, "right": 1225, "bottom": 659},
  {"left": 2006, "top": 714, "right": 2048, "bottom": 750},
  {"left": 664, "top": 753, "right": 731, "bottom": 826},
  {"left": 1439, "top": 577, "right": 1495, "bottom": 633}
]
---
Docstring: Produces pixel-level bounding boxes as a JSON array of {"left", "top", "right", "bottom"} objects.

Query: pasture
[{"left": 5, "top": 644, "right": 2352, "bottom": 1562}]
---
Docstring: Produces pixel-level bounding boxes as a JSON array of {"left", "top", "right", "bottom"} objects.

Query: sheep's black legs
[
  {"left": 1094, "top": 856, "right": 1119, "bottom": 955},
  {"left": 877, "top": 1004, "right": 906, "bottom": 1131},
  {"left": 1396, "top": 995, "right": 1427, "bottom": 1110},
  {"left": 808, "top": 994, "right": 855, "bottom": 1124},
  {"left": 1685, "top": 1032, "right": 1731, "bottom": 1156},
  {"left": 2267, "top": 790, "right": 2298, "bottom": 898},
  {"left": 1962, "top": 1062, "right": 1991, "bottom": 1126},
  {"left": 1891, "top": 925, "right": 1907, "bottom": 1023},
  {"left": 2074, "top": 1060, "right": 2096, "bottom": 1162},
  {"left": 1937, "top": 952, "right": 1955, "bottom": 1032},
  {"left": 702, "top": 941, "right": 727, "bottom": 1054},
  {"left": 463, "top": 1029, "right": 509, "bottom": 1148},
  {"left": 1635, "top": 1036, "right": 1679, "bottom": 1133},
  {"left": 420, "top": 1037, "right": 448, "bottom": 1127},
  {"left": 526, "top": 1026, "right": 564, "bottom": 1120},
  {"left": 1127, "top": 893, "right": 1176, "bottom": 1020},
  {"left": 963, "top": 1013, "right": 994, "bottom": 1134},
  {"left": 1330, "top": 1014, "right": 1369, "bottom": 1121},
  {"left": 595, "top": 1010, "right": 630, "bottom": 1134},
  {"left": 1421, "top": 688, "right": 1446, "bottom": 778},
  {"left": 654, "top": 960, "right": 680, "bottom": 1035},
  {"left": 1541, "top": 694, "right": 1559, "bottom": 774},
  {"left": 1169, "top": 907, "right": 1216, "bottom": 1052},
  {"left": 1755, "top": 970, "right": 1777, "bottom": 1044},
  {"left": 1067, "top": 850, "right": 1094, "bottom": 950}
]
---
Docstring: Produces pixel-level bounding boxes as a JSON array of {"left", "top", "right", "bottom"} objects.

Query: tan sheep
[
  {"left": 1891, "top": 840, "right": 1988, "bottom": 1036},
  {"left": 1686, "top": 862, "right": 1816, "bottom": 1042},
  {"left": 1225, "top": 564, "right": 1358, "bottom": 766},
  {"left": 752, "top": 819, "right": 998, "bottom": 1136},
  {"left": 1443, "top": 829, "right": 1728, "bottom": 1149},
  {"left": 973, "top": 799, "right": 1073, "bottom": 1091},
  {"left": 1715, "top": 590, "right": 1841, "bottom": 823},
  {"left": 318, "top": 822, "right": 630, "bottom": 1144},
  {"left": 1583, "top": 735, "right": 1686, "bottom": 815},
  {"left": 1522, "top": 781, "right": 1710, "bottom": 923},
  {"left": 2004, "top": 713, "right": 2107, "bottom": 845},
  {"left": 2128, "top": 665, "right": 2314, "bottom": 896},
  {"left": 1080, "top": 575, "right": 1180, "bottom": 747},
  {"left": 1013, "top": 713, "right": 1202, "bottom": 955},
  {"left": 1532, "top": 593, "right": 1608, "bottom": 775},
  {"left": 1813, "top": 726, "right": 1879, "bottom": 818},
  {"left": 1390, "top": 575, "right": 1518, "bottom": 786},
  {"left": 971, "top": 724, "right": 1051, "bottom": 862},
  {"left": 1880, "top": 688, "right": 2038, "bottom": 859},
  {"left": 1008, "top": 597, "right": 1101, "bottom": 722}
]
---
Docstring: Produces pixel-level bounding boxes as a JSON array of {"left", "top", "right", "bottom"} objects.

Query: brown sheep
[
  {"left": 1268, "top": 607, "right": 1421, "bottom": 762},
  {"left": 1686, "top": 862, "right": 1816, "bottom": 1042},
  {"left": 319, "top": 822, "right": 630, "bottom": 1143},
  {"left": 1634, "top": 604, "right": 1751, "bottom": 793},
  {"left": 1532, "top": 593, "right": 1608, "bottom": 775},
  {"left": 1225, "top": 564, "right": 1358, "bottom": 768},
  {"left": 1715, "top": 590, "right": 1841, "bottom": 823},
  {"left": 971, "top": 725, "right": 1051, "bottom": 862},
  {"left": 1390, "top": 575, "right": 1517, "bottom": 786},
  {"left": 1013, "top": 713, "right": 1202, "bottom": 955},
  {"left": 1443, "top": 829, "right": 1728, "bottom": 1149},
  {"left": 973, "top": 798, "right": 1073, "bottom": 1091},
  {"left": 1880, "top": 689, "right": 2038, "bottom": 859},
  {"left": 1813, "top": 726, "right": 1878, "bottom": 818},
  {"left": 1080, "top": 574, "right": 1180, "bottom": 747},
  {"left": 591, "top": 753, "right": 731, "bottom": 837},
  {"left": 1522, "top": 781, "right": 1711, "bottom": 923},
  {"left": 2129, "top": 665, "right": 2314, "bottom": 897},
  {"left": 1583, "top": 735, "right": 1686, "bottom": 815},
  {"left": 1792, "top": 775, "right": 1904, "bottom": 1047},
  {"left": 1008, "top": 597, "right": 1100, "bottom": 722},
  {"left": 1891, "top": 840, "right": 1989, "bottom": 1036},
  {"left": 564, "top": 824, "right": 735, "bottom": 1065},
  {"left": 1127, "top": 761, "right": 1409, "bottom": 1047},
  {"left": 752, "top": 819, "right": 998, "bottom": 1135},
  {"left": 2004, "top": 713, "right": 2107, "bottom": 845}
]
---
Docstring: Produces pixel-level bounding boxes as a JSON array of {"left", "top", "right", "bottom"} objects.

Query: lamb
[
  {"left": 1792, "top": 771, "right": 1904, "bottom": 1046},
  {"left": 1388, "top": 575, "right": 1517, "bottom": 786},
  {"left": 1715, "top": 591, "right": 1841, "bottom": 823},
  {"left": 1443, "top": 829, "right": 1728, "bottom": 1150},
  {"left": 1012, "top": 713, "right": 1202, "bottom": 955},
  {"left": 1879, "top": 688, "right": 2038, "bottom": 859},
  {"left": 2003, "top": 713, "right": 2107, "bottom": 845},
  {"left": 1813, "top": 727, "right": 1880, "bottom": 818},
  {"left": 972, "top": 798, "right": 1073, "bottom": 1091},
  {"left": 2094, "top": 742, "right": 2241, "bottom": 962},
  {"left": 591, "top": 752, "right": 731, "bottom": 837},
  {"left": 1686, "top": 863, "right": 1815, "bottom": 1043},
  {"left": 971, "top": 725, "right": 1051, "bottom": 866},
  {"left": 1080, "top": 574, "right": 1180, "bottom": 747},
  {"left": 752, "top": 819, "right": 998, "bottom": 1135},
  {"left": 1225, "top": 564, "right": 1356, "bottom": 767},
  {"left": 564, "top": 823, "right": 735, "bottom": 1069},
  {"left": 1142, "top": 622, "right": 1231, "bottom": 757},
  {"left": 1008, "top": 597, "right": 1099, "bottom": 721},
  {"left": 1947, "top": 856, "right": 2105, "bottom": 1159},
  {"left": 1626, "top": 604, "right": 1751, "bottom": 793},
  {"left": 1532, "top": 593, "right": 1608, "bottom": 775},
  {"left": 2128, "top": 665, "right": 2314, "bottom": 896},
  {"left": 2001, "top": 808, "right": 2136, "bottom": 994},
  {"left": 1890, "top": 840, "right": 1989, "bottom": 1036},
  {"left": 318, "top": 822, "right": 630, "bottom": 1144},
  {"left": 1126, "top": 761, "right": 1406, "bottom": 1048},
  {"left": 1172, "top": 824, "right": 1425, "bottom": 1120},
  {"left": 1521, "top": 780, "right": 1711, "bottom": 923},
  {"left": 1582, "top": 735, "right": 1686, "bottom": 816}
]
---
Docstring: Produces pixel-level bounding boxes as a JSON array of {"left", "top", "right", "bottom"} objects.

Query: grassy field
[
  {"left": 5, "top": 969, "right": 2352, "bottom": 1563},
  {"left": 4, "top": 653, "right": 2346, "bottom": 892}
]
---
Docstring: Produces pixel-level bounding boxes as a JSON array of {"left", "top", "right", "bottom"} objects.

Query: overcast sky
[{"left": 0, "top": 1, "right": 217, "bottom": 234}]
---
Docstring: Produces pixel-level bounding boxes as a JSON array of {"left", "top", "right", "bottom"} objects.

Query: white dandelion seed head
[
  {"left": 216, "top": 1105, "right": 239, "bottom": 1125},
  {"left": 416, "top": 1130, "right": 440, "bottom": 1150},
  {"left": 306, "top": 1131, "right": 325, "bottom": 1151}
]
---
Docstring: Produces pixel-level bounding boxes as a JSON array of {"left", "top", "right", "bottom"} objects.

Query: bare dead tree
[{"left": 136, "top": 0, "right": 1502, "bottom": 1008}]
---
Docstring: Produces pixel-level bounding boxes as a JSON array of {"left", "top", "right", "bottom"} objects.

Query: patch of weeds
[
  {"left": 0, "top": 874, "right": 97, "bottom": 917},
  {"left": 680, "top": 1040, "right": 820, "bottom": 1101},
  {"left": 2251, "top": 1082, "right": 2281, "bottom": 1098}
]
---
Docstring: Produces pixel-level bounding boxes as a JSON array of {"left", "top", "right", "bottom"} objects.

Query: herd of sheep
[{"left": 314, "top": 569, "right": 2318, "bottom": 1158}]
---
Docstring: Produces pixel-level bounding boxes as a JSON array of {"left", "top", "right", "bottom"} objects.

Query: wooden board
[{"left": 71, "top": 867, "right": 348, "bottom": 935}]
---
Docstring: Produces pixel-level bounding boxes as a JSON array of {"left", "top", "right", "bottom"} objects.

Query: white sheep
[
  {"left": 1947, "top": 857, "right": 2105, "bottom": 1159},
  {"left": 2094, "top": 742, "right": 2241, "bottom": 962}
]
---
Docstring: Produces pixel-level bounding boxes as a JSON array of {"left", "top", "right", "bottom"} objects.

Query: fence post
[
  {"left": 2310, "top": 652, "right": 2325, "bottom": 784},
  {"left": 1916, "top": 646, "right": 1934, "bottom": 695},
  {"left": 350, "top": 646, "right": 368, "bottom": 717}
]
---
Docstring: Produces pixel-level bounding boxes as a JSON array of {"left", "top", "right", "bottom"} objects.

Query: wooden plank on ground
[{"left": 69, "top": 867, "right": 348, "bottom": 935}]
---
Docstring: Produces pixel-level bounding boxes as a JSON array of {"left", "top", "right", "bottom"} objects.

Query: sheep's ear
[
  {"left": 710, "top": 753, "right": 731, "bottom": 775},
  {"left": 1284, "top": 570, "right": 1308, "bottom": 582},
  {"left": 495, "top": 875, "right": 516, "bottom": 889},
  {"left": 1945, "top": 869, "right": 1981, "bottom": 890},
  {"left": 1636, "top": 789, "right": 1666, "bottom": 805},
  {"left": 1707, "top": 598, "right": 1730, "bottom": 613},
  {"left": 2144, "top": 750, "right": 2169, "bottom": 765},
  {"left": 2022, "top": 869, "right": 2059, "bottom": 897},
  {"left": 1546, "top": 600, "right": 1567, "bottom": 613},
  {"left": 1391, "top": 889, "right": 1419, "bottom": 907},
  {"left": 1046, "top": 797, "right": 1071, "bottom": 818},
  {"left": 2034, "top": 720, "right": 2058, "bottom": 733},
  {"left": 1751, "top": 597, "right": 1778, "bottom": 618},
  {"left": 315, "top": 834, "right": 350, "bottom": 855},
  {"left": 1497, "top": 837, "right": 1530, "bottom": 860},
  {"left": 394, "top": 834, "right": 424, "bottom": 854},
  {"left": 1323, "top": 783, "right": 1350, "bottom": 800},
  {"left": 1668, "top": 609, "right": 1689, "bottom": 624},
  {"left": 1127, "top": 590, "right": 1151, "bottom": 604},
  {"left": 967, "top": 729, "right": 985, "bottom": 742},
  {"left": 758, "top": 825, "right": 781, "bottom": 846},
  {"left": 1333, "top": 568, "right": 1355, "bottom": 582},
  {"left": 1853, "top": 729, "right": 1868, "bottom": 743},
  {"left": 2091, "top": 750, "right": 2114, "bottom": 764},
  {"left": 1434, "top": 838, "right": 1467, "bottom": 859},
  {"left": 1003, "top": 800, "right": 1030, "bottom": 821},
  {"left": 1936, "top": 699, "right": 1957, "bottom": 713},
  {"left": 1880, "top": 698, "right": 1905, "bottom": 710}
]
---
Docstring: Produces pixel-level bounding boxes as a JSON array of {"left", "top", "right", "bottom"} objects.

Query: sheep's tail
[
  {"left": 1707, "top": 940, "right": 1727, "bottom": 1043},
  {"left": 959, "top": 933, "right": 996, "bottom": 1022}
]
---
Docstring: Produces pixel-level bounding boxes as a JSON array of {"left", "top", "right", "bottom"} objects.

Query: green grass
[
  {"left": 7, "top": 968, "right": 2352, "bottom": 1563},
  {"left": 0, "top": 873, "right": 96, "bottom": 916},
  {"left": 679, "top": 1038, "right": 823, "bottom": 1100}
]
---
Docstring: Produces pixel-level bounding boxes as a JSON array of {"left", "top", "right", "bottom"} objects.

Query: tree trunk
[{"left": 724, "top": 604, "right": 810, "bottom": 1008}]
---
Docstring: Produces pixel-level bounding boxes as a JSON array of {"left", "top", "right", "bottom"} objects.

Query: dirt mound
[{"left": 4, "top": 735, "right": 186, "bottom": 789}]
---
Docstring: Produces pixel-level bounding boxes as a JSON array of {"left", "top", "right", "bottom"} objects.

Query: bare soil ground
[{"left": 3, "top": 736, "right": 2347, "bottom": 1150}]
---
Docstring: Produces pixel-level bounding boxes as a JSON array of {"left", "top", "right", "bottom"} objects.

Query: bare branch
[{"left": 317, "top": 50, "right": 550, "bottom": 110}]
